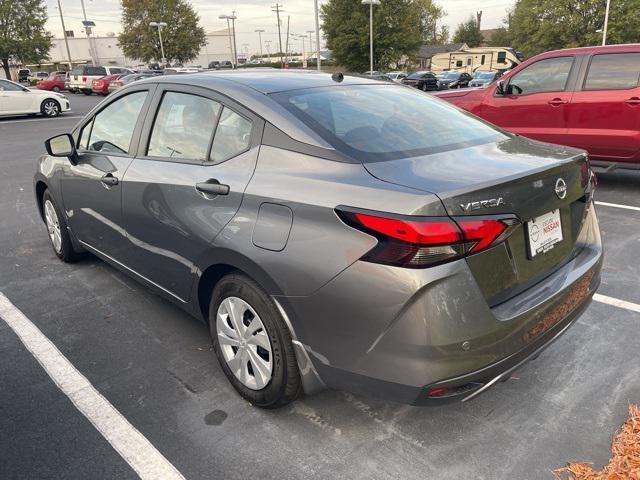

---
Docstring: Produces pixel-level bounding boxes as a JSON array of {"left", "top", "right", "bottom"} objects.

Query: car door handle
[
  {"left": 101, "top": 173, "right": 119, "bottom": 187},
  {"left": 196, "top": 179, "right": 230, "bottom": 196},
  {"left": 625, "top": 97, "right": 640, "bottom": 106},
  {"left": 548, "top": 98, "right": 568, "bottom": 106}
]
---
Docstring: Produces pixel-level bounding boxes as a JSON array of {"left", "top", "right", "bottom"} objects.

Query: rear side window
[
  {"left": 272, "top": 85, "right": 506, "bottom": 162},
  {"left": 147, "top": 92, "right": 221, "bottom": 161},
  {"left": 497, "top": 52, "right": 507, "bottom": 63},
  {"left": 85, "top": 66, "right": 107, "bottom": 76},
  {"left": 508, "top": 56, "right": 574, "bottom": 95},
  {"left": 209, "top": 107, "right": 253, "bottom": 163},
  {"left": 584, "top": 53, "right": 640, "bottom": 90},
  {"left": 86, "top": 91, "right": 148, "bottom": 154}
]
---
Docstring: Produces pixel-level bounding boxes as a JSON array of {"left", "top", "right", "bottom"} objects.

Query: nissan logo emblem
[{"left": 555, "top": 178, "right": 567, "bottom": 199}]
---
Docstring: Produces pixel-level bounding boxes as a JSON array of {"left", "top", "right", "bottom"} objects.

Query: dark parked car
[
  {"left": 209, "top": 61, "right": 221, "bottom": 69},
  {"left": 401, "top": 71, "right": 439, "bottom": 91},
  {"left": 35, "top": 71, "right": 602, "bottom": 408},
  {"left": 437, "top": 71, "right": 473, "bottom": 89},
  {"left": 435, "top": 44, "right": 640, "bottom": 168},
  {"left": 18, "top": 69, "right": 31, "bottom": 83},
  {"left": 469, "top": 70, "right": 502, "bottom": 88}
]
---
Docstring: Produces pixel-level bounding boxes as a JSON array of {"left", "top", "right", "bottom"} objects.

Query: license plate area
[{"left": 526, "top": 209, "right": 563, "bottom": 258}]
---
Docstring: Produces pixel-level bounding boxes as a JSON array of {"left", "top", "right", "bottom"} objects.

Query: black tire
[
  {"left": 421, "top": 83, "right": 428, "bottom": 91},
  {"left": 52, "top": 86, "right": 60, "bottom": 92},
  {"left": 82, "top": 89, "right": 92, "bottom": 95},
  {"left": 42, "top": 189, "right": 81, "bottom": 262},
  {"left": 40, "top": 99, "right": 60, "bottom": 117},
  {"left": 209, "top": 273, "right": 301, "bottom": 408}
]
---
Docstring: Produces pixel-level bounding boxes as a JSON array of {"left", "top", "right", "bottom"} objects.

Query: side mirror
[
  {"left": 496, "top": 80, "right": 505, "bottom": 96},
  {"left": 45, "top": 133, "right": 78, "bottom": 164}
]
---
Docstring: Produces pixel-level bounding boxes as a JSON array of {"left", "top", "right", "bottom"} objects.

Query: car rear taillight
[
  {"left": 82, "top": 76, "right": 87, "bottom": 82},
  {"left": 337, "top": 209, "right": 518, "bottom": 268}
]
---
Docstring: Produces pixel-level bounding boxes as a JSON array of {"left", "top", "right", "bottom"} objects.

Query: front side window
[
  {"left": 209, "top": 107, "right": 253, "bottom": 163},
  {"left": 0, "top": 80, "right": 24, "bottom": 91},
  {"left": 147, "top": 92, "right": 221, "bottom": 161},
  {"left": 507, "top": 56, "right": 574, "bottom": 95},
  {"left": 87, "top": 91, "right": 148, "bottom": 154},
  {"left": 272, "top": 85, "right": 506, "bottom": 162},
  {"left": 497, "top": 52, "right": 507, "bottom": 63},
  {"left": 584, "top": 53, "right": 640, "bottom": 91}
]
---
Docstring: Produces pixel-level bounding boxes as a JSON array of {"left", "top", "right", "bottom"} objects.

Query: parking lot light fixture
[
  {"left": 255, "top": 29, "right": 265, "bottom": 58},
  {"left": 219, "top": 14, "right": 238, "bottom": 68},
  {"left": 362, "top": 0, "right": 380, "bottom": 74},
  {"left": 602, "top": 0, "right": 611, "bottom": 46},
  {"left": 149, "top": 21, "right": 168, "bottom": 65}
]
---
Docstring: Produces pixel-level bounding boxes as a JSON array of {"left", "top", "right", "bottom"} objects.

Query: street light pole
[
  {"left": 230, "top": 12, "right": 238, "bottom": 68},
  {"left": 265, "top": 40, "right": 272, "bottom": 62},
  {"left": 313, "top": 0, "right": 321, "bottom": 70},
  {"left": 57, "top": 0, "right": 73, "bottom": 69},
  {"left": 362, "top": 0, "right": 380, "bottom": 73},
  {"left": 255, "top": 29, "right": 265, "bottom": 59},
  {"left": 79, "top": 0, "right": 96, "bottom": 64},
  {"left": 307, "top": 30, "right": 314, "bottom": 65},
  {"left": 149, "top": 22, "right": 167, "bottom": 66},
  {"left": 219, "top": 15, "right": 236, "bottom": 68},
  {"left": 602, "top": 0, "right": 611, "bottom": 46}
]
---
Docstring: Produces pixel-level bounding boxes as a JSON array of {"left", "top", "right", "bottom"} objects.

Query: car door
[
  {"left": 0, "top": 79, "right": 36, "bottom": 114},
  {"left": 61, "top": 85, "right": 155, "bottom": 260},
  {"left": 565, "top": 51, "right": 640, "bottom": 163},
  {"left": 480, "top": 56, "right": 578, "bottom": 145},
  {"left": 120, "top": 85, "right": 263, "bottom": 302}
]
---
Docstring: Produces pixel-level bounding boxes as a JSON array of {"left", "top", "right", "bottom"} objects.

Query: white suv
[{"left": 67, "top": 66, "right": 133, "bottom": 95}]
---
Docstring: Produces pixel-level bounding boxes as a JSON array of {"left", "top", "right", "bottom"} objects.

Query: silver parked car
[{"left": 34, "top": 71, "right": 602, "bottom": 407}]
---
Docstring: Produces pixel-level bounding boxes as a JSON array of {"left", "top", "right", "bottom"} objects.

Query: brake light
[
  {"left": 82, "top": 76, "right": 87, "bottom": 82},
  {"left": 338, "top": 209, "right": 517, "bottom": 268},
  {"left": 456, "top": 218, "right": 508, "bottom": 253}
]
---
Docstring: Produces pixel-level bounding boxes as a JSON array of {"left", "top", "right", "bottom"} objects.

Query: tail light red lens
[{"left": 338, "top": 209, "right": 517, "bottom": 268}]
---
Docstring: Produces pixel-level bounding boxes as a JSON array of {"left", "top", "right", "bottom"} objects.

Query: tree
[
  {"left": 118, "top": 0, "right": 206, "bottom": 64},
  {"left": 487, "top": 26, "right": 512, "bottom": 47},
  {"left": 510, "top": 0, "right": 640, "bottom": 57},
  {"left": 321, "top": 0, "right": 425, "bottom": 72},
  {"left": 453, "top": 15, "right": 483, "bottom": 47},
  {"left": 0, "top": 0, "right": 52, "bottom": 80},
  {"left": 415, "top": 0, "right": 448, "bottom": 44}
]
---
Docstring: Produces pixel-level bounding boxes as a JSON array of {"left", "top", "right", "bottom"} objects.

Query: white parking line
[
  {"left": 595, "top": 201, "right": 640, "bottom": 212},
  {"left": 594, "top": 293, "right": 640, "bottom": 314},
  {"left": 0, "top": 115, "right": 82, "bottom": 125},
  {"left": 0, "top": 293, "right": 185, "bottom": 480}
]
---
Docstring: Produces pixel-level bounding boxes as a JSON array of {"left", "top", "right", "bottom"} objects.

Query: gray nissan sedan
[{"left": 33, "top": 71, "right": 603, "bottom": 407}]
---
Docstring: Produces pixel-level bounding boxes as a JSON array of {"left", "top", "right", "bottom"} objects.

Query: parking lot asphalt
[{"left": 1, "top": 93, "right": 639, "bottom": 480}]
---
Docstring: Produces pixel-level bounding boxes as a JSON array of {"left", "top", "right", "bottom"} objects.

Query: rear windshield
[
  {"left": 71, "top": 68, "right": 83, "bottom": 76},
  {"left": 271, "top": 85, "right": 506, "bottom": 162}
]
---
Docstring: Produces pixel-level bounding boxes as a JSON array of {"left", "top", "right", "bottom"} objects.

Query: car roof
[{"left": 150, "top": 69, "right": 385, "bottom": 94}]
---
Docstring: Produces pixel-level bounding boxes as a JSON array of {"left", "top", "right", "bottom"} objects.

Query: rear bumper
[{"left": 279, "top": 203, "right": 602, "bottom": 404}]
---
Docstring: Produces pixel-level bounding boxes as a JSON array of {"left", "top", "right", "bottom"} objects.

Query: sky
[{"left": 45, "top": 0, "right": 515, "bottom": 56}]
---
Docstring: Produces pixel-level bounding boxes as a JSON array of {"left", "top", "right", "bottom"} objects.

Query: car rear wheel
[
  {"left": 421, "top": 83, "right": 428, "bottom": 91},
  {"left": 82, "top": 89, "right": 92, "bottom": 95},
  {"left": 52, "top": 86, "right": 60, "bottom": 92},
  {"left": 41, "top": 99, "right": 60, "bottom": 117},
  {"left": 209, "top": 273, "right": 301, "bottom": 408},
  {"left": 42, "top": 190, "right": 80, "bottom": 262}
]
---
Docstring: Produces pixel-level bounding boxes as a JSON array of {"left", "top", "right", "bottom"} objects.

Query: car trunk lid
[{"left": 363, "top": 136, "right": 591, "bottom": 305}]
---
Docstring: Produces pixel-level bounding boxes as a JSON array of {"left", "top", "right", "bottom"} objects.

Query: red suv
[{"left": 435, "top": 44, "right": 640, "bottom": 168}]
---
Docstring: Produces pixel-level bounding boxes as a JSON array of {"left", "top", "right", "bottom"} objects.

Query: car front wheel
[
  {"left": 52, "top": 86, "right": 60, "bottom": 92},
  {"left": 82, "top": 89, "right": 92, "bottom": 95},
  {"left": 41, "top": 99, "right": 60, "bottom": 117},
  {"left": 209, "top": 273, "right": 301, "bottom": 408}
]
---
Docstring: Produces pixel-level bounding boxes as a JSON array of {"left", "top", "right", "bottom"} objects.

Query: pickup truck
[{"left": 434, "top": 44, "right": 640, "bottom": 169}]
